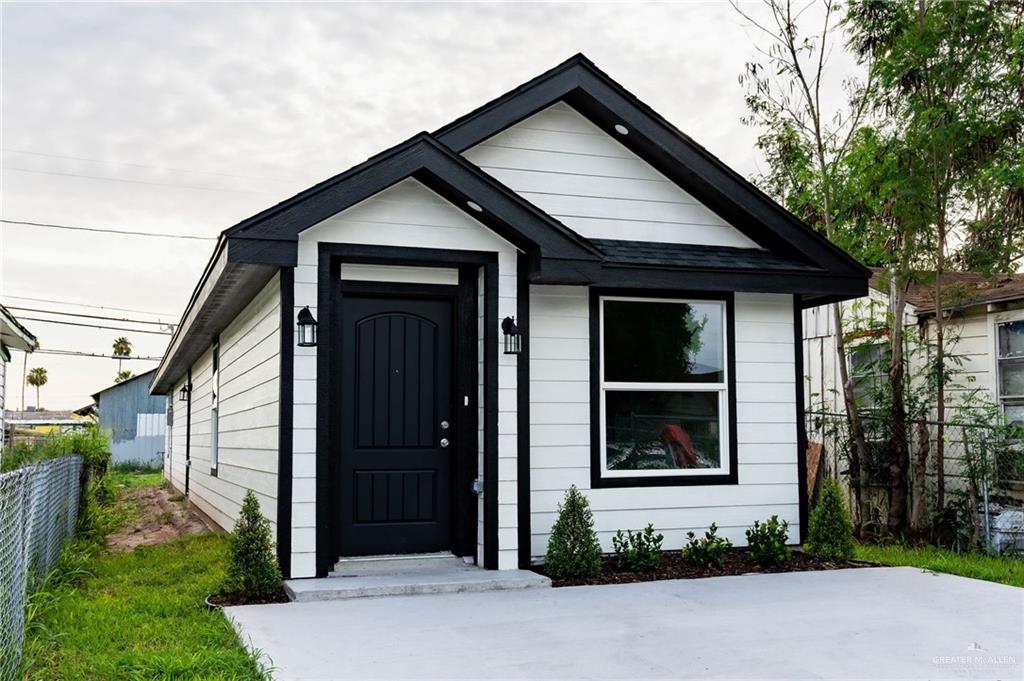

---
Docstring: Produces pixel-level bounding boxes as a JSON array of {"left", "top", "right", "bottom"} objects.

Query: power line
[
  {"left": 1, "top": 148, "right": 300, "bottom": 184},
  {"left": 16, "top": 316, "right": 174, "bottom": 336},
  {"left": 1, "top": 294, "right": 173, "bottom": 317},
  {"left": 1, "top": 218, "right": 217, "bottom": 241},
  {"left": 2, "top": 165, "right": 270, "bottom": 194},
  {"left": 34, "top": 349, "right": 163, "bottom": 360},
  {"left": 4, "top": 306, "right": 175, "bottom": 327}
]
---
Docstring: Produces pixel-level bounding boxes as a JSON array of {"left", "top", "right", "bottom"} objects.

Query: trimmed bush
[
  {"left": 682, "top": 522, "right": 733, "bottom": 568},
  {"left": 544, "top": 485, "right": 602, "bottom": 579},
  {"left": 806, "top": 478, "right": 855, "bottom": 560},
  {"left": 612, "top": 524, "right": 664, "bottom": 571},
  {"left": 746, "top": 516, "right": 791, "bottom": 566},
  {"left": 220, "top": 490, "right": 282, "bottom": 600}
]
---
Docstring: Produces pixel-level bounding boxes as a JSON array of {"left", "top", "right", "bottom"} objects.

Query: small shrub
[
  {"left": 612, "top": 524, "right": 664, "bottom": 571},
  {"left": 746, "top": 515, "right": 791, "bottom": 566},
  {"left": 682, "top": 522, "right": 732, "bottom": 568},
  {"left": 220, "top": 490, "right": 283, "bottom": 600},
  {"left": 544, "top": 485, "right": 602, "bottom": 579},
  {"left": 806, "top": 478, "right": 855, "bottom": 560}
]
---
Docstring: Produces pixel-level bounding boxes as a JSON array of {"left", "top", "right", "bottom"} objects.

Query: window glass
[
  {"left": 605, "top": 391, "right": 721, "bottom": 471},
  {"left": 849, "top": 343, "right": 889, "bottom": 408},
  {"left": 604, "top": 300, "right": 724, "bottom": 383},
  {"left": 998, "top": 321, "right": 1024, "bottom": 359},
  {"left": 999, "top": 360, "right": 1024, "bottom": 398}
]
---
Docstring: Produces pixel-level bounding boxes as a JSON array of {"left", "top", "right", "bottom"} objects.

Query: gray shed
[{"left": 92, "top": 369, "right": 167, "bottom": 466}]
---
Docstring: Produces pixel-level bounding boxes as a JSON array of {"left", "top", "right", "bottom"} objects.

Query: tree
[
  {"left": 112, "top": 336, "right": 132, "bottom": 373},
  {"left": 733, "top": 0, "right": 877, "bottom": 529},
  {"left": 220, "top": 490, "right": 282, "bottom": 601},
  {"left": 26, "top": 367, "right": 48, "bottom": 408},
  {"left": 845, "top": 0, "right": 1024, "bottom": 528},
  {"left": 114, "top": 370, "right": 134, "bottom": 384}
]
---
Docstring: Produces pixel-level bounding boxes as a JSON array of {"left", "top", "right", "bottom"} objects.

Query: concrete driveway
[{"left": 227, "top": 567, "right": 1023, "bottom": 680}]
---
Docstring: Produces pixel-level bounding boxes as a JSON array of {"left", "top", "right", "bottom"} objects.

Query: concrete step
[
  {"left": 331, "top": 552, "right": 472, "bottom": 577},
  {"left": 284, "top": 569, "right": 551, "bottom": 602}
]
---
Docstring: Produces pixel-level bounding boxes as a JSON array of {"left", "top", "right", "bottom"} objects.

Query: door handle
[{"left": 440, "top": 438, "right": 450, "bottom": 449}]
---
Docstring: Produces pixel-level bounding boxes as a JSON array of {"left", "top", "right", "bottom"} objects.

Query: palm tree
[
  {"left": 115, "top": 370, "right": 134, "bottom": 383},
  {"left": 26, "top": 367, "right": 48, "bottom": 408},
  {"left": 112, "top": 336, "right": 132, "bottom": 372}
]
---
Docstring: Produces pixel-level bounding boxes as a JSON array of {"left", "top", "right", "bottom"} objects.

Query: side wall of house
[
  {"left": 290, "top": 179, "right": 519, "bottom": 577},
  {"left": 181, "top": 275, "right": 281, "bottom": 533},
  {"left": 528, "top": 287, "right": 800, "bottom": 555},
  {"left": 0, "top": 349, "right": 6, "bottom": 445}
]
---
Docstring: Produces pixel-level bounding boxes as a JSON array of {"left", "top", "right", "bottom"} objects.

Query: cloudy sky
[{"left": 1, "top": 1, "right": 858, "bottom": 410}]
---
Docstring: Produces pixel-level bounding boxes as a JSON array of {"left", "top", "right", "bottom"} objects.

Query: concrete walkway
[{"left": 227, "top": 567, "right": 1023, "bottom": 680}]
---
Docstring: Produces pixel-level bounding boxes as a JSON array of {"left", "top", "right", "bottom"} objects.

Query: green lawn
[
  {"left": 22, "top": 480, "right": 268, "bottom": 680},
  {"left": 855, "top": 542, "right": 1024, "bottom": 588}
]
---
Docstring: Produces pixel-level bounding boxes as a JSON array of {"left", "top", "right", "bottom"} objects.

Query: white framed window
[
  {"left": 210, "top": 340, "right": 220, "bottom": 475},
  {"left": 996, "top": 319, "right": 1024, "bottom": 426},
  {"left": 598, "top": 296, "right": 731, "bottom": 482}
]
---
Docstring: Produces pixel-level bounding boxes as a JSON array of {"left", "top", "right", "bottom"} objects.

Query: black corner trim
[
  {"left": 794, "top": 299, "right": 809, "bottom": 543},
  {"left": 483, "top": 260, "right": 500, "bottom": 570},
  {"left": 588, "top": 288, "right": 739, "bottom": 489},
  {"left": 516, "top": 253, "right": 532, "bottom": 569},
  {"left": 277, "top": 267, "right": 294, "bottom": 579}
]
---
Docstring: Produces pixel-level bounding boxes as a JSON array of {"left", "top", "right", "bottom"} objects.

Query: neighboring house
[
  {"left": 0, "top": 304, "right": 39, "bottom": 448},
  {"left": 4, "top": 410, "right": 91, "bottom": 447},
  {"left": 803, "top": 268, "right": 1024, "bottom": 489},
  {"left": 150, "top": 54, "right": 868, "bottom": 579},
  {"left": 92, "top": 369, "right": 167, "bottom": 466}
]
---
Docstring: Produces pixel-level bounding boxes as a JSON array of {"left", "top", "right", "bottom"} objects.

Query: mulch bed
[
  {"left": 537, "top": 548, "right": 879, "bottom": 587},
  {"left": 206, "top": 589, "right": 291, "bottom": 608}
]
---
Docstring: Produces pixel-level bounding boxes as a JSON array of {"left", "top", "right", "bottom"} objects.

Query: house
[
  {"left": 91, "top": 369, "right": 167, "bottom": 466},
  {"left": 1, "top": 304, "right": 39, "bottom": 448},
  {"left": 802, "top": 268, "right": 1024, "bottom": 490},
  {"left": 150, "top": 54, "right": 869, "bottom": 579},
  {"left": 3, "top": 410, "right": 91, "bottom": 448}
]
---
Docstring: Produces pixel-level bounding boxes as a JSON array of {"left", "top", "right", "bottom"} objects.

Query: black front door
[{"left": 339, "top": 293, "right": 454, "bottom": 556}]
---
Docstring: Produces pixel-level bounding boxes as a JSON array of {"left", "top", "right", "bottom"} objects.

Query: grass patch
[
  {"left": 22, "top": 472, "right": 268, "bottom": 680},
  {"left": 23, "top": 533, "right": 268, "bottom": 680},
  {"left": 855, "top": 543, "right": 1024, "bottom": 588}
]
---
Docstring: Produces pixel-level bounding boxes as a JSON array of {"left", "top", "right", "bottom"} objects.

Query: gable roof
[
  {"left": 434, "top": 54, "right": 869, "bottom": 281},
  {"left": 152, "top": 54, "right": 869, "bottom": 394}
]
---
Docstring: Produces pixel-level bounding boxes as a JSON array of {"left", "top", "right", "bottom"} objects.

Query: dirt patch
[
  {"left": 206, "top": 589, "right": 291, "bottom": 608},
  {"left": 537, "top": 548, "right": 879, "bottom": 587},
  {"left": 107, "top": 485, "right": 213, "bottom": 552}
]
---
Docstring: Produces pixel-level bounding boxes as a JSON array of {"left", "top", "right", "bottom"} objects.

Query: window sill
[{"left": 591, "top": 470, "right": 737, "bottom": 488}]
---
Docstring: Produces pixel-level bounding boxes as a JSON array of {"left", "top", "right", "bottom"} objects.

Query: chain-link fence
[
  {"left": 807, "top": 411, "right": 1024, "bottom": 552},
  {"left": 0, "top": 456, "right": 83, "bottom": 681}
]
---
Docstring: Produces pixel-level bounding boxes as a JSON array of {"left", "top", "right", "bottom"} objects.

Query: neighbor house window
[
  {"left": 849, "top": 342, "right": 890, "bottom": 410},
  {"left": 598, "top": 296, "right": 730, "bottom": 481},
  {"left": 210, "top": 340, "right": 220, "bottom": 475},
  {"left": 996, "top": 320, "right": 1024, "bottom": 426}
]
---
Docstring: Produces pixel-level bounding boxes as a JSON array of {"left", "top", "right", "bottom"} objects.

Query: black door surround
[{"left": 316, "top": 243, "right": 499, "bottom": 575}]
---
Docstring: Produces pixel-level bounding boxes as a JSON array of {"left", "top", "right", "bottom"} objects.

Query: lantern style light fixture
[
  {"left": 501, "top": 316, "right": 521, "bottom": 355},
  {"left": 178, "top": 383, "right": 192, "bottom": 402},
  {"left": 297, "top": 306, "right": 318, "bottom": 347}
]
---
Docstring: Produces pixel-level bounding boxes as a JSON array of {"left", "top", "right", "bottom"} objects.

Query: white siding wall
[
  {"left": 529, "top": 287, "right": 800, "bottom": 557},
  {"left": 184, "top": 275, "right": 281, "bottom": 533},
  {"left": 464, "top": 102, "right": 761, "bottom": 249},
  {"left": 291, "top": 178, "right": 519, "bottom": 576}
]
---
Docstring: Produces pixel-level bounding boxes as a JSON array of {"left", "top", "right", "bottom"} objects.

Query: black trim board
[
  {"left": 276, "top": 267, "right": 294, "bottom": 579},
  {"left": 588, "top": 289, "right": 739, "bottom": 489},
  {"left": 516, "top": 253, "right": 531, "bottom": 568},
  {"left": 184, "top": 367, "right": 192, "bottom": 497},
  {"left": 314, "top": 243, "right": 500, "bottom": 575},
  {"left": 794, "top": 299, "right": 809, "bottom": 543}
]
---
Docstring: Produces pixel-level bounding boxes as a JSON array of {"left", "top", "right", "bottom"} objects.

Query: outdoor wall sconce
[
  {"left": 501, "top": 316, "right": 521, "bottom": 355},
  {"left": 297, "top": 306, "right": 318, "bottom": 347},
  {"left": 178, "top": 383, "right": 192, "bottom": 402}
]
